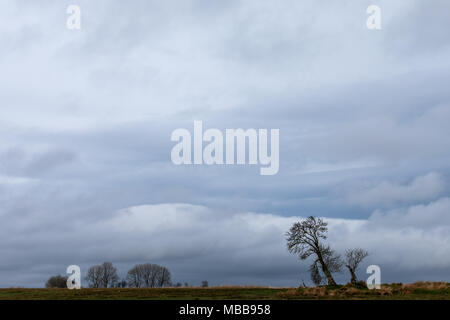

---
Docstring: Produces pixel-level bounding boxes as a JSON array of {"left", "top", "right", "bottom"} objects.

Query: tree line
[
  {"left": 46, "top": 262, "right": 173, "bottom": 288},
  {"left": 286, "top": 216, "right": 369, "bottom": 286},
  {"left": 47, "top": 216, "right": 366, "bottom": 289}
]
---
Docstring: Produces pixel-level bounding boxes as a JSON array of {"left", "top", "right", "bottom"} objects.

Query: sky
[{"left": 0, "top": 0, "right": 449, "bottom": 287}]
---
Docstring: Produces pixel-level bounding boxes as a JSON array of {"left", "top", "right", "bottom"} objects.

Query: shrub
[
  {"left": 301, "top": 286, "right": 327, "bottom": 297},
  {"left": 45, "top": 275, "right": 68, "bottom": 288}
]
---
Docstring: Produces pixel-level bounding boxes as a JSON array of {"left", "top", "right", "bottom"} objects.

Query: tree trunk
[
  {"left": 317, "top": 254, "right": 337, "bottom": 286},
  {"left": 322, "top": 265, "right": 337, "bottom": 286},
  {"left": 347, "top": 267, "right": 357, "bottom": 285}
]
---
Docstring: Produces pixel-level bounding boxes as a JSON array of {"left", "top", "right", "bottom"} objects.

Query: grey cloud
[
  {"left": 0, "top": 147, "right": 76, "bottom": 177},
  {"left": 370, "top": 197, "right": 450, "bottom": 229},
  {"left": 340, "top": 172, "right": 445, "bottom": 207},
  {"left": 2, "top": 202, "right": 449, "bottom": 287}
]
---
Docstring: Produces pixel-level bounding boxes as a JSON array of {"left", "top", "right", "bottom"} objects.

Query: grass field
[{"left": 0, "top": 282, "right": 449, "bottom": 300}]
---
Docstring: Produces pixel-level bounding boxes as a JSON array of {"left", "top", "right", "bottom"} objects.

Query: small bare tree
[
  {"left": 116, "top": 279, "right": 127, "bottom": 288},
  {"left": 344, "top": 248, "right": 369, "bottom": 285},
  {"left": 286, "top": 216, "right": 340, "bottom": 286}
]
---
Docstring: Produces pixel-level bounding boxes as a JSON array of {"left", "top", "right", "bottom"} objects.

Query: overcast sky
[{"left": 0, "top": 0, "right": 449, "bottom": 287}]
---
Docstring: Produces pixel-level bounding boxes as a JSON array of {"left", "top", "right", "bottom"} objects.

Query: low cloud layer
[
  {"left": 341, "top": 172, "right": 445, "bottom": 207},
  {"left": 1, "top": 199, "right": 450, "bottom": 287}
]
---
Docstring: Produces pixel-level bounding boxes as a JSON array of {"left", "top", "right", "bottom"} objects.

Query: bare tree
[
  {"left": 86, "top": 262, "right": 119, "bottom": 288},
  {"left": 126, "top": 265, "right": 144, "bottom": 288},
  {"left": 100, "top": 262, "right": 119, "bottom": 288},
  {"left": 157, "top": 265, "right": 171, "bottom": 287},
  {"left": 308, "top": 245, "right": 342, "bottom": 285},
  {"left": 86, "top": 265, "right": 103, "bottom": 288},
  {"left": 127, "top": 263, "right": 171, "bottom": 288},
  {"left": 344, "top": 248, "right": 369, "bottom": 285},
  {"left": 286, "top": 216, "right": 340, "bottom": 286},
  {"left": 145, "top": 264, "right": 159, "bottom": 287},
  {"left": 45, "top": 275, "right": 68, "bottom": 288}
]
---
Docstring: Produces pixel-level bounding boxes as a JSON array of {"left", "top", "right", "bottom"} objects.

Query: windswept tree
[
  {"left": 308, "top": 246, "right": 342, "bottom": 285},
  {"left": 45, "top": 275, "right": 68, "bottom": 288},
  {"left": 286, "top": 216, "right": 341, "bottom": 286},
  {"left": 344, "top": 248, "right": 369, "bottom": 285},
  {"left": 86, "top": 262, "right": 119, "bottom": 288},
  {"left": 127, "top": 263, "right": 171, "bottom": 288}
]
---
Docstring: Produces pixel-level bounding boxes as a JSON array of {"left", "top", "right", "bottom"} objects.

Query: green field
[{"left": 0, "top": 282, "right": 449, "bottom": 300}]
